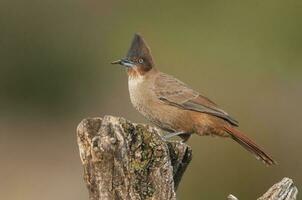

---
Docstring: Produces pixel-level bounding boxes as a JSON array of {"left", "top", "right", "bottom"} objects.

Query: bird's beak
[{"left": 111, "top": 58, "right": 135, "bottom": 68}]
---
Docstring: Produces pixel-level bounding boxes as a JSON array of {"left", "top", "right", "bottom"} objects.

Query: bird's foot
[{"left": 162, "top": 131, "right": 191, "bottom": 142}]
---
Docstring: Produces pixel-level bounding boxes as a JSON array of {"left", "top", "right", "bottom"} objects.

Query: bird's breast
[
  {"left": 128, "top": 76, "right": 158, "bottom": 118},
  {"left": 128, "top": 76, "right": 146, "bottom": 109},
  {"left": 128, "top": 76, "right": 191, "bottom": 132}
]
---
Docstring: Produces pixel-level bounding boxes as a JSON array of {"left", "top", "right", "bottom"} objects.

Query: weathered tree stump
[
  {"left": 228, "top": 177, "right": 298, "bottom": 200},
  {"left": 77, "top": 115, "right": 298, "bottom": 200},
  {"left": 257, "top": 177, "right": 298, "bottom": 200},
  {"left": 77, "top": 115, "right": 192, "bottom": 200}
]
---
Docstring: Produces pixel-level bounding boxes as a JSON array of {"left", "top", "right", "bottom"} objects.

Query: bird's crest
[{"left": 126, "top": 33, "right": 155, "bottom": 68}]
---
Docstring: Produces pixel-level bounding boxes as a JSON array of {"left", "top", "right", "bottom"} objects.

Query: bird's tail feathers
[{"left": 223, "top": 126, "right": 276, "bottom": 166}]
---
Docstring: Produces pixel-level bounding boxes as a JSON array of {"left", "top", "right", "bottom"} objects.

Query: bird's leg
[
  {"left": 179, "top": 133, "right": 191, "bottom": 142},
  {"left": 163, "top": 131, "right": 191, "bottom": 142}
]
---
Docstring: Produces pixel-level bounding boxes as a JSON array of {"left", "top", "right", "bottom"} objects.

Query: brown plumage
[{"left": 111, "top": 33, "right": 276, "bottom": 166}]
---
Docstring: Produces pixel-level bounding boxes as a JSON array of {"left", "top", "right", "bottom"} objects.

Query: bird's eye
[{"left": 138, "top": 58, "right": 144, "bottom": 64}]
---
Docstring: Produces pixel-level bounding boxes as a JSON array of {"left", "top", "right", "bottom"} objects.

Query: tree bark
[
  {"left": 257, "top": 177, "right": 298, "bottom": 200},
  {"left": 77, "top": 115, "right": 298, "bottom": 200},
  {"left": 77, "top": 115, "right": 192, "bottom": 200},
  {"left": 228, "top": 177, "right": 298, "bottom": 200}
]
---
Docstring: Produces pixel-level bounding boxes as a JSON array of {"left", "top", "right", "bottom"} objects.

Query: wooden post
[{"left": 77, "top": 116, "right": 192, "bottom": 200}]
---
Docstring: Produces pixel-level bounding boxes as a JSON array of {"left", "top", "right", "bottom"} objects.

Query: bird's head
[{"left": 111, "top": 33, "right": 155, "bottom": 77}]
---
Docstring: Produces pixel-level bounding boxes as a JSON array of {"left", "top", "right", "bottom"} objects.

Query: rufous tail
[{"left": 223, "top": 126, "right": 276, "bottom": 166}]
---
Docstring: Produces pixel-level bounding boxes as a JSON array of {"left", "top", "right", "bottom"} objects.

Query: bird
[{"left": 111, "top": 33, "right": 276, "bottom": 166}]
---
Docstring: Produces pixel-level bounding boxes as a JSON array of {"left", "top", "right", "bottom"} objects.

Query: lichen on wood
[{"left": 77, "top": 115, "right": 192, "bottom": 200}]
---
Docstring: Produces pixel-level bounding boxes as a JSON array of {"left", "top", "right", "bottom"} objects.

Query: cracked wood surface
[
  {"left": 77, "top": 115, "right": 192, "bottom": 200},
  {"left": 228, "top": 177, "right": 298, "bottom": 200}
]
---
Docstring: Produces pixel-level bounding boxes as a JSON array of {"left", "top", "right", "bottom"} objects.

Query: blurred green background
[{"left": 0, "top": 0, "right": 301, "bottom": 199}]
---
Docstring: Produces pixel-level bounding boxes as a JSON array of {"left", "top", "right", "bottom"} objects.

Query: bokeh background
[{"left": 1, "top": 0, "right": 301, "bottom": 199}]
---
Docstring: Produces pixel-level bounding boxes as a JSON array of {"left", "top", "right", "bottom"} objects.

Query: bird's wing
[{"left": 154, "top": 73, "right": 239, "bottom": 126}]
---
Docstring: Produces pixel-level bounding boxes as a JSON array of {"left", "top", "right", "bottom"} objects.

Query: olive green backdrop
[{"left": 1, "top": 0, "right": 301, "bottom": 199}]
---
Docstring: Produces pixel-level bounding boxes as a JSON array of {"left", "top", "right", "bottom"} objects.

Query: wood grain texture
[
  {"left": 257, "top": 177, "right": 298, "bottom": 200},
  {"left": 77, "top": 115, "right": 192, "bottom": 200},
  {"left": 229, "top": 177, "right": 298, "bottom": 200}
]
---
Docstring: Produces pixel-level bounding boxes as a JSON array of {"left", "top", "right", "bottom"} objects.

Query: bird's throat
[{"left": 127, "top": 67, "right": 141, "bottom": 78}]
